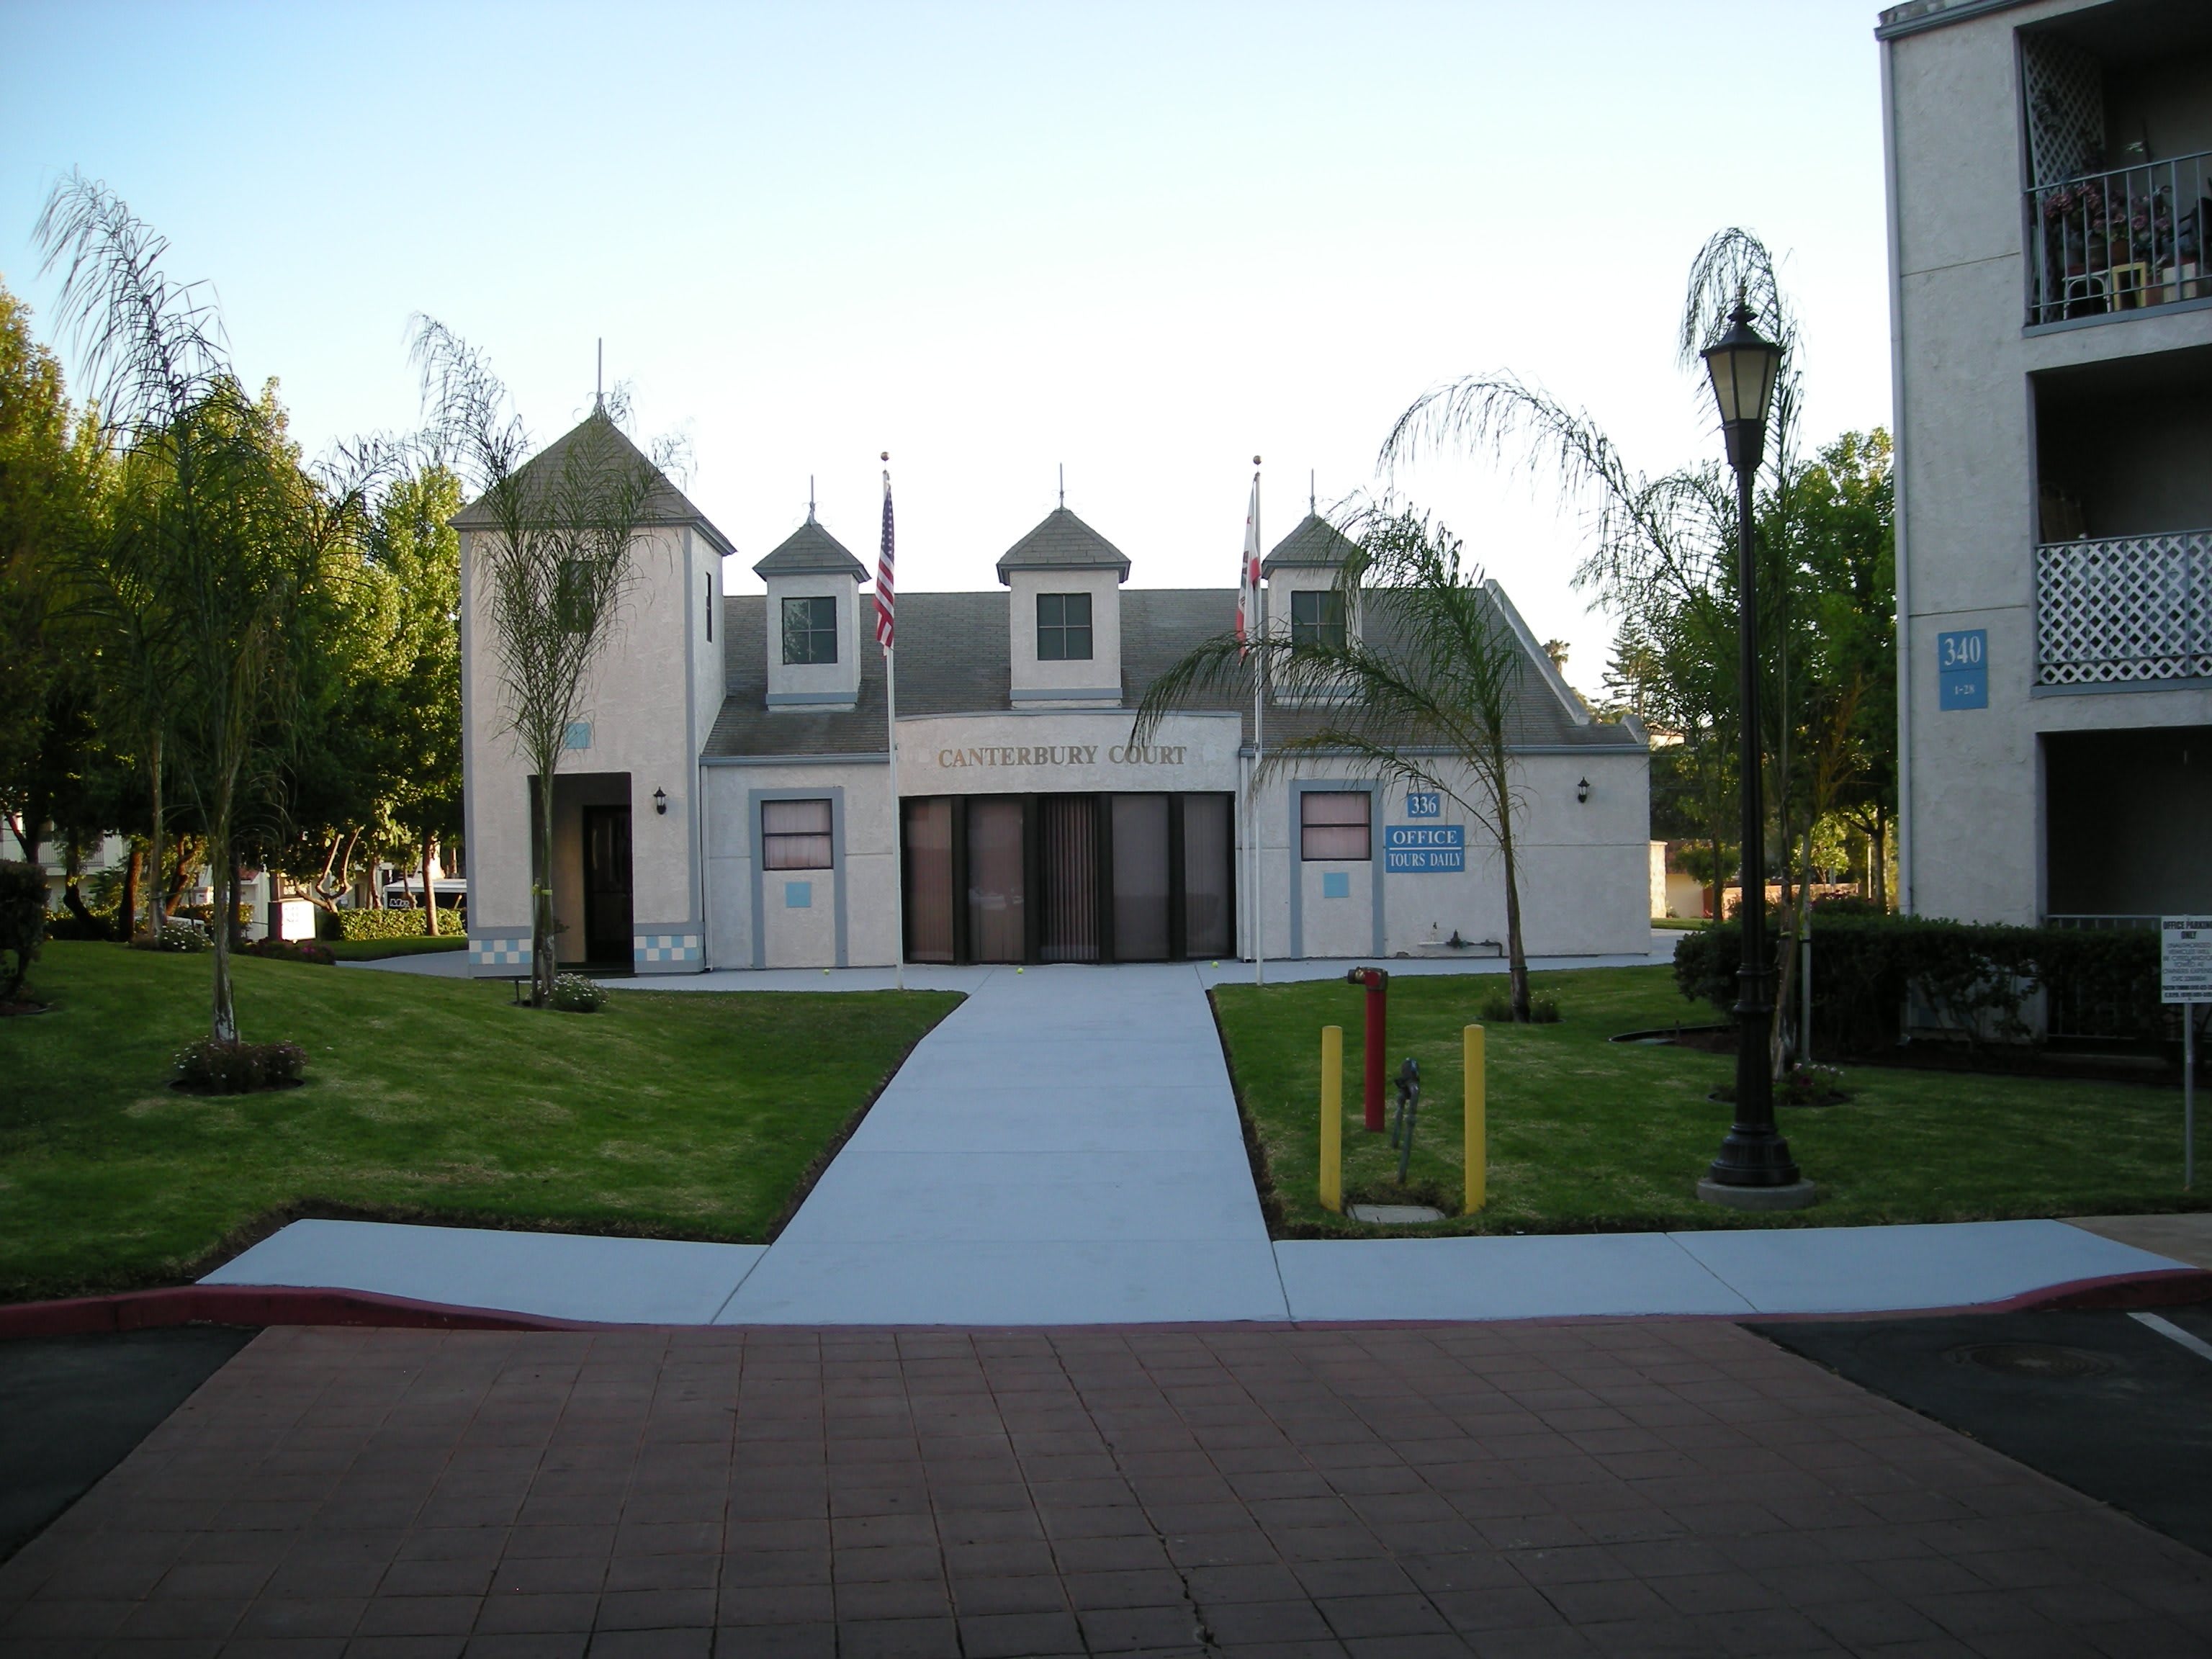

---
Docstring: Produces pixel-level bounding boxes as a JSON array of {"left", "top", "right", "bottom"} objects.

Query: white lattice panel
[
  {"left": 2037, "top": 532, "right": 2212, "bottom": 685},
  {"left": 2023, "top": 34, "right": 2103, "bottom": 186}
]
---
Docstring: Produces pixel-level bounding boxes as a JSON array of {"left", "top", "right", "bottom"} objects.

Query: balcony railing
[
  {"left": 2026, "top": 150, "right": 2212, "bottom": 325},
  {"left": 2036, "top": 529, "right": 2212, "bottom": 686}
]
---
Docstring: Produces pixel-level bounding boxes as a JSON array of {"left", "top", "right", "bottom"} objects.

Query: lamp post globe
[{"left": 1697, "top": 301, "right": 1809, "bottom": 1206}]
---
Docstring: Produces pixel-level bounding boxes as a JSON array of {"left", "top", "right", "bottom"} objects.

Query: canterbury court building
[{"left": 457, "top": 421, "right": 1653, "bottom": 976}]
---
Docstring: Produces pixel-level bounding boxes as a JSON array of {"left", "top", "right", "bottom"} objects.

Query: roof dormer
[
  {"left": 754, "top": 516, "right": 868, "bottom": 711},
  {"left": 1263, "top": 513, "right": 1359, "bottom": 653},
  {"left": 997, "top": 506, "right": 1128, "bottom": 709}
]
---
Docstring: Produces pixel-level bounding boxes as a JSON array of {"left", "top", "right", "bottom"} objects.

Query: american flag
[
  {"left": 876, "top": 459, "right": 896, "bottom": 649},
  {"left": 1235, "top": 469, "right": 1262, "bottom": 653}
]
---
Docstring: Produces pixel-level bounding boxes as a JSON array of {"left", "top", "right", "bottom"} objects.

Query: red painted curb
[
  {"left": 0, "top": 1285, "right": 600, "bottom": 1338},
  {"left": 2000, "top": 1266, "right": 2212, "bottom": 1313}
]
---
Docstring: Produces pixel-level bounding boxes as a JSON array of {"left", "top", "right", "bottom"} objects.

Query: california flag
[{"left": 1235, "top": 470, "right": 1261, "bottom": 652}]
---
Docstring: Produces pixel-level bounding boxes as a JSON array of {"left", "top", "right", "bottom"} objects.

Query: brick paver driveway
[{"left": 2, "top": 1319, "right": 2206, "bottom": 1657}]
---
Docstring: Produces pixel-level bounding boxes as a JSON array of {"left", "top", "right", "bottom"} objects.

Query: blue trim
[
  {"left": 1286, "top": 778, "right": 1385, "bottom": 960},
  {"left": 748, "top": 786, "right": 847, "bottom": 968}
]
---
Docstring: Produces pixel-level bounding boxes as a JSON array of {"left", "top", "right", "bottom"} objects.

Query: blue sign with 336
[
  {"left": 1936, "top": 629, "right": 1987, "bottom": 710},
  {"left": 1405, "top": 791, "right": 1441, "bottom": 818}
]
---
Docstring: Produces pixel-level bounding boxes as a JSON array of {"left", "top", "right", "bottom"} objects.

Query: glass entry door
[
  {"left": 899, "top": 791, "right": 1237, "bottom": 965},
  {"left": 1038, "top": 795, "right": 1101, "bottom": 963},
  {"left": 1110, "top": 795, "right": 1170, "bottom": 961},
  {"left": 1180, "top": 793, "right": 1234, "bottom": 958},
  {"left": 966, "top": 798, "right": 1027, "bottom": 962}
]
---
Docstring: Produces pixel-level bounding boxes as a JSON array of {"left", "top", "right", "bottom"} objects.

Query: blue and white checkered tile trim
[
  {"left": 634, "top": 934, "right": 702, "bottom": 964},
  {"left": 469, "top": 938, "right": 531, "bottom": 968}
]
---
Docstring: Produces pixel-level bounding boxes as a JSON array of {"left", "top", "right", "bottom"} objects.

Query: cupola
[
  {"left": 997, "top": 505, "right": 1130, "bottom": 708},
  {"left": 753, "top": 513, "right": 868, "bottom": 711},
  {"left": 1262, "top": 512, "right": 1360, "bottom": 652}
]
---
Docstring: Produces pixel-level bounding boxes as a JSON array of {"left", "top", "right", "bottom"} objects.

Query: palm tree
[
  {"left": 1134, "top": 505, "right": 1547, "bottom": 1020},
  {"left": 412, "top": 320, "right": 679, "bottom": 1006}
]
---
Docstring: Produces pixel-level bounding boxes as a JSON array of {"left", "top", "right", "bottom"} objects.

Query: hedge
[
  {"left": 1673, "top": 914, "right": 2163, "bottom": 1052},
  {"left": 1, "top": 861, "right": 45, "bottom": 999},
  {"left": 330, "top": 907, "right": 466, "bottom": 941}
]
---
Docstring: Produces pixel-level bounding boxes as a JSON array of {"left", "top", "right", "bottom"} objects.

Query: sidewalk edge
[{"left": 0, "top": 1284, "right": 608, "bottom": 1337}]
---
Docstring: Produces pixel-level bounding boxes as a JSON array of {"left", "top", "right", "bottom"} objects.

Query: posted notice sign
[
  {"left": 2163, "top": 916, "right": 2212, "bottom": 1004},
  {"left": 1385, "top": 824, "right": 1465, "bottom": 873}
]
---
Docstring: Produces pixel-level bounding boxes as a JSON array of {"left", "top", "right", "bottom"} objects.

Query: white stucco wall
[
  {"left": 1006, "top": 571, "right": 1123, "bottom": 705},
  {"left": 763, "top": 573, "right": 863, "bottom": 707},
  {"left": 702, "top": 760, "right": 896, "bottom": 971},
  {"left": 1256, "top": 750, "right": 1650, "bottom": 963},
  {"left": 460, "top": 523, "right": 706, "bottom": 974}
]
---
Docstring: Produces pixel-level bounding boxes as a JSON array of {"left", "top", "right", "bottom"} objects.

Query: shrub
[
  {"left": 1810, "top": 894, "right": 1884, "bottom": 917},
  {"left": 1674, "top": 914, "right": 2163, "bottom": 1052},
  {"left": 175, "top": 902, "right": 255, "bottom": 937},
  {"left": 1478, "top": 988, "right": 1562, "bottom": 1025},
  {"left": 243, "top": 936, "right": 336, "bottom": 965},
  {"left": 549, "top": 973, "right": 607, "bottom": 1013},
  {"left": 136, "top": 922, "right": 211, "bottom": 953},
  {"left": 173, "top": 1037, "right": 308, "bottom": 1093},
  {"left": 0, "top": 861, "right": 45, "bottom": 1000},
  {"left": 44, "top": 905, "right": 123, "bottom": 941},
  {"left": 335, "top": 907, "right": 465, "bottom": 941}
]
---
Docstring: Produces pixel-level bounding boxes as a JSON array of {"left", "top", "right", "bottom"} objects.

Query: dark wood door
[{"left": 582, "top": 804, "right": 633, "bottom": 965}]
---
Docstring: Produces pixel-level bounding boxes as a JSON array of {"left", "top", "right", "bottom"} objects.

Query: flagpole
[
  {"left": 1251, "top": 459, "right": 1266, "bottom": 988},
  {"left": 886, "top": 641, "right": 903, "bottom": 992},
  {"left": 881, "top": 456, "right": 904, "bottom": 992}
]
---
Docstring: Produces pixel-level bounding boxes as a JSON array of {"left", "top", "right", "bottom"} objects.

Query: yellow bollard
[
  {"left": 1319, "top": 1025, "right": 1343, "bottom": 1213},
  {"left": 1465, "top": 1024, "right": 1486, "bottom": 1213}
]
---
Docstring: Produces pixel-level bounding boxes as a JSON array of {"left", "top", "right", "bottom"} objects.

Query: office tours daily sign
[{"left": 1385, "top": 824, "right": 1464, "bottom": 873}]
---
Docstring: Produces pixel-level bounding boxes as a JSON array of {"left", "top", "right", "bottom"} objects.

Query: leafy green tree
[
  {"left": 37, "top": 174, "right": 390, "bottom": 1040},
  {"left": 1138, "top": 505, "right": 1546, "bottom": 1020},
  {"left": 374, "top": 466, "right": 464, "bottom": 934},
  {"left": 0, "top": 278, "right": 94, "bottom": 862}
]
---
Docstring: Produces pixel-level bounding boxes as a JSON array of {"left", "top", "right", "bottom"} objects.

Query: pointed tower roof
[
  {"left": 450, "top": 410, "right": 734, "bottom": 554},
  {"left": 1261, "top": 512, "right": 1358, "bottom": 577},
  {"left": 752, "top": 516, "right": 868, "bottom": 580},
  {"left": 994, "top": 505, "right": 1131, "bottom": 584}
]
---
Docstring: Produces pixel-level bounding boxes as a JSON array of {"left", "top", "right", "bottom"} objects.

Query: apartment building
[{"left": 1879, "top": 0, "right": 2211, "bottom": 925}]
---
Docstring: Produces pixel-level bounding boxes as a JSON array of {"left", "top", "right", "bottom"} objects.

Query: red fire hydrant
[{"left": 1345, "top": 967, "right": 1388, "bottom": 1132}]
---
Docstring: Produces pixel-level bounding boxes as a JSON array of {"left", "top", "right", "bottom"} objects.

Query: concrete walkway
[
  {"left": 212, "top": 953, "right": 2197, "bottom": 1324},
  {"left": 719, "top": 963, "right": 1290, "bottom": 1324}
]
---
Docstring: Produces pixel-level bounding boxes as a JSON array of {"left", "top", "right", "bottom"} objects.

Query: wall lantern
[
  {"left": 653, "top": 788, "right": 668, "bottom": 816},
  {"left": 1575, "top": 778, "right": 1591, "bottom": 804}
]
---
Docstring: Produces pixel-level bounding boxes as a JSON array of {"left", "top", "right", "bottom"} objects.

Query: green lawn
[
  {"left": 1212, "top": 965, "right": 2204, "bottom": 1237},
  {"left": 0, "top": 943, "right": 959, "bottom": 1301}
]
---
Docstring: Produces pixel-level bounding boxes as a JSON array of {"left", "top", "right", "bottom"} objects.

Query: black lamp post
[{"left": 1698, "top": 302, "right": 1810, "bottom": 1208}]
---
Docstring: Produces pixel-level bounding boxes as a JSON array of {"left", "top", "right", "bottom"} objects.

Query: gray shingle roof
[
  {"left": 752, "top": 518, "right": 868, "bottom": 580},
  {"left": 1261, "top": 513, "right": 1359, "bottom": 575},
  {"left": 703, "top": 588, "right": 1642, "bottom": 760},
  {"left": 994, "top": 507, "right": 1132, "bottom": 583},
  {"left": 450, "top": 412, "right": 734, "bottom": 556}
]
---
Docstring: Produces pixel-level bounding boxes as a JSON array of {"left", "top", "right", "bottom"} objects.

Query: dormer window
[
  {"left": 1290, "top": 589, "right": 1346, "bottom": 651},
  {"left": 781, "top": 595, "right": 838, "bottom": 665},
  {"left": 1036, "top": 593, "right": 1093, "bottom": 661}
]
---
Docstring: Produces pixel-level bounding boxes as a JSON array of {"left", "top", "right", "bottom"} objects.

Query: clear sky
[{"left": 1, "top": 0, "right": 1893, "bottom": 692}]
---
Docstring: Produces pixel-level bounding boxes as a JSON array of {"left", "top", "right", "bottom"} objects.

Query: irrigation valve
[{"left": 1390, "top": 1056, "right": 1422, "bottom": 1185}]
